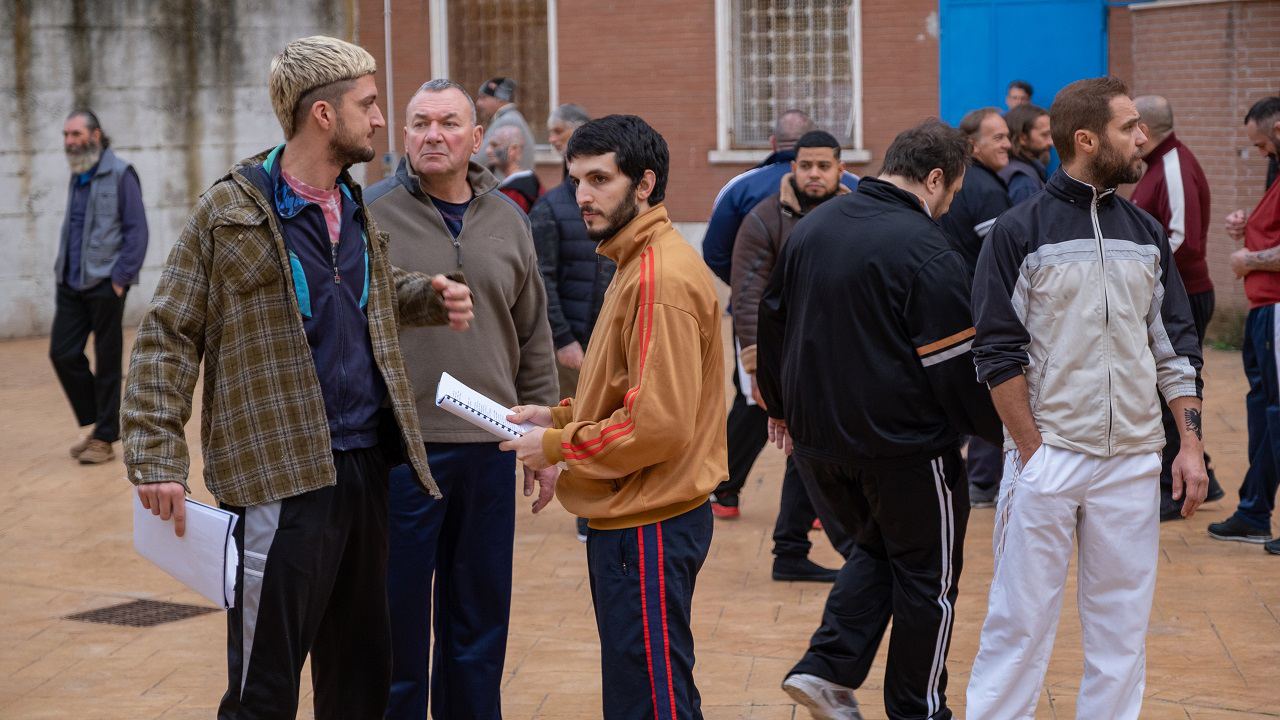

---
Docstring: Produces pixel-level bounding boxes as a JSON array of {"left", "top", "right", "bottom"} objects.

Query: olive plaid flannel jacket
[{"left": 123, "top": 148, "right": 449, "bottom": 506}]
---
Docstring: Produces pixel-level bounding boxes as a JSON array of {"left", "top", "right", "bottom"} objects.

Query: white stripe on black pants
[
  {"left": 788, "top": 448, "right": 968, "bottom": 720},
  {"left": 218, "top": 447, "right": 392, "bottom": 720}
]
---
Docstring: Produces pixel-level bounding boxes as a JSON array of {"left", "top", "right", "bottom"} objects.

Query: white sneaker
[{"left": 783, "top": 673, "right": 863, "bottom": 720}]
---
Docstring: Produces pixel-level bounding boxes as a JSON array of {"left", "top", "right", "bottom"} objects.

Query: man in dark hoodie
[{"left": 758, "top": 119, "right": 1002, "bottom": 720}]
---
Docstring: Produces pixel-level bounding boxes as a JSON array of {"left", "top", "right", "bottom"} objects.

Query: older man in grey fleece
[{"left": 366, "top": 77, "right": 558, "bottom": 720}]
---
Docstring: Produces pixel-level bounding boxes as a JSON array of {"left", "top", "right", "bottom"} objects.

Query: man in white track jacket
[{"left": 966, "top": 76, "right": 1209, "bottom": 720}]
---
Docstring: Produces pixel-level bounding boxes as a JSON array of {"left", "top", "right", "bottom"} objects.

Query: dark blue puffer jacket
[{"left": 529, "top": 180, "right": 616, "bottom": 349}]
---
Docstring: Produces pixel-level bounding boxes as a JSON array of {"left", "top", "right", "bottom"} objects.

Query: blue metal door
[{"left": 939, "top": 0, "right": 1108, "bottom": 124}]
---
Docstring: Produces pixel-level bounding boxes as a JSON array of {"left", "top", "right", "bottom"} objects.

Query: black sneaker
[
  {"left": 710, "top": 492, "right": 740, "bottom": 519},
  {"left": 576, "top": 517, "right": 589, "bottom": 543},
  {"left": 1266, "top": 538, "right": 1280, "bottom": 555},
  {"left": 773, "top": 556, "right": 839, "bottom": 583},
  {"left": 1207, "top": 516, "right": 1272, "bottom": 544}
]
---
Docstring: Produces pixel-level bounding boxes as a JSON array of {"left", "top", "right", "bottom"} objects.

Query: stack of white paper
[{"left": 133, "top": 494, "right": 239, "bottom": 609}]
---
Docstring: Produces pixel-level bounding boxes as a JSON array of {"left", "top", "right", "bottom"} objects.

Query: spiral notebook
[{"left": 435, "top": 372, "right": 538, "bottom": 440}]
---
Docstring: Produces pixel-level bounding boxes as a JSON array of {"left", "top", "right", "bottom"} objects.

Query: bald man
[
  {"left": 1132, "top": 95, "right": 1224, "bottom": 520},
  {"left": 486, "top": 124, "right": 544, "bottom": 213}
]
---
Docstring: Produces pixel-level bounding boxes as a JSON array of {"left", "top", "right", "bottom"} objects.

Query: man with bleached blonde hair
[{"left": 124, "top": 36, "right": 473, "bottom": 718}]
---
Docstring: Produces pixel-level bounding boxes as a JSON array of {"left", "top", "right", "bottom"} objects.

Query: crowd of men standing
[{"left": 42, "top": 29, "right": 1279, "bottom": 720}]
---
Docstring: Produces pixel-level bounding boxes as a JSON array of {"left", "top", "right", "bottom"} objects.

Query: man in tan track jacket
[
  {"left": 504, "top": 114, "right": 727, "bottom": 720},
  {"left": 730, "top": 129, "right": 853, "bottom": 582}
]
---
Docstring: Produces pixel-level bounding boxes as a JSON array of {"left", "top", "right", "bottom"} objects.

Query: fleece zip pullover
[{"left": 367, "top": 159, "right": 559, "bottom": 441}]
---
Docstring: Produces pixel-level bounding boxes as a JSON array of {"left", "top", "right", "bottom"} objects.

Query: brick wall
[
  {"left": 356, "top": 0, "right": 941, "bottom": 223},
  {"left": 1108, "top": 5, "right": 1133, "bottom": 86},
  {"left": 1125, "top": 0, "right": 1280, "bottom": 327},
  {"left": 355, "top": 0, "right": 432, "bottom": 186},
  {"left": 861, "top": 0, "right": 942, "bottom": 172}
]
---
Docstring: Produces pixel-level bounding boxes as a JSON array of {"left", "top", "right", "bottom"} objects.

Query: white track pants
[{"left": 966, "top": 444, "right": 1161, "bottom": 720}]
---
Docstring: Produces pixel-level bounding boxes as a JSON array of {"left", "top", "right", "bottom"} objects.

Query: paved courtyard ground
[{"left": 1, "top": 323, "right": 1276, "bottom": 719}]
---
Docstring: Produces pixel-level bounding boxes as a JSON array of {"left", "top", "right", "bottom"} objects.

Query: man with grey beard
[{"left": 52, "top": 109, "right": 148, "bottom": 465}]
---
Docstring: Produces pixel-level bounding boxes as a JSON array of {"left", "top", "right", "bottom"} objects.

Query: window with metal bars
[
  {"left": 444, "top": 0, "right": 552, "bottom": 144},
  {"left": 729, "top": 1, "right": 860, "bottom": 149}
]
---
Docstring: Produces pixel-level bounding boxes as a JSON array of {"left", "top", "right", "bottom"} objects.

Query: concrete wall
[
  {"left": 0, "top": 0, "right": 353, "bottom": 338},
  {"left": 1123, "top": 0, "right": 1280, "bottom": 325}
]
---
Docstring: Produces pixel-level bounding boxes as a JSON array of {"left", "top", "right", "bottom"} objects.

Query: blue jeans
[
  {"left": 385, "top": 442, "right": 516, "bottom": 720},
  {"left": 1235, "top": 304, "right": 1280, "bottom": 531}
]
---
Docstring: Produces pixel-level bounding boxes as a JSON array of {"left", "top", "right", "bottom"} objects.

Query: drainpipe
[{"left": 382, "top": 0, "right": 396, "bottom": 176}]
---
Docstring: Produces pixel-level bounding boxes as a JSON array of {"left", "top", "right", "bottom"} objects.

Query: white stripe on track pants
[{"left": 966, "top": 443, "right": 1161, "bottom": 720}]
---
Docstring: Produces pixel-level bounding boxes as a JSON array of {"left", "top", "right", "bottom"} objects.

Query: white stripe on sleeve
[{"left": 1163, "top": 148, "right": 1186, "bottom": 253}]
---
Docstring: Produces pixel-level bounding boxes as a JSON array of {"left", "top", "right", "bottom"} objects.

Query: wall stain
[
  {"left": 209, "top": 0, "right": 242, "bottom": 171},
  {"left": 70, "top": 0, "right": 92, "bottom": 108},
  {"left": 155, "top": 0, "right": 203, "bottom": 208},
  {"left": 11, "top": 0, "right": 37, "bottom": 243}
]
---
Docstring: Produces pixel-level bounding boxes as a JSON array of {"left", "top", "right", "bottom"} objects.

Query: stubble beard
[
  {"left": 584, "top": 193, "right": 639, "bottom": 243},
  {"left": 329, "top": 115, "right": 376, "bottom": 168}
]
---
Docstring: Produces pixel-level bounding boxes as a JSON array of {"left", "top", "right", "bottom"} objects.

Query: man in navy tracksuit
[{"left": 758, "top": 120, "right": 1002, "bottom": 720}]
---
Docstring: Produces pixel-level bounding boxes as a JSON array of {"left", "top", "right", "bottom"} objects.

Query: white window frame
[
  {"left": 711, "top": 0, "right": 870, "bottom": 164},
  {"left": 428, "top": 0, "right": 561, "bottom": 164}
]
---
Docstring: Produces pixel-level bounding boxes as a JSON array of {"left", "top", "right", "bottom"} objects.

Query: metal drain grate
[{"left": 65, "top": 599, "right": 219, "bottom": 627}]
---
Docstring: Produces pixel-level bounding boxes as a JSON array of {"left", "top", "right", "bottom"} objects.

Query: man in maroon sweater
[{"left": 1132, "top": 95, "right": 1225, "bottom": 520}]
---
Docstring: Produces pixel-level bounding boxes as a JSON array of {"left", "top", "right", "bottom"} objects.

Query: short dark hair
[
  {"left": 66, "top": 108, "right": 110, "bottom": 148},
  {"left": 412, "top": 78, "right": 478, "bottom": 125},
  {"left": 793, "top": 130, "right": 841, "bottom": 159},
  {"left": 1005, "top": 103, "right": 1049, "bottom": 160},
  {"left": 565, "top": 114, "right": 669, "bottom": 204},
  {"left": 1008, "top": 80, "right": 1033, "bottom": 98},
  {"left": 1050, "top": 76, "right": 1130, "bottom": 164},
  {"left": 879, "top": 118, "right": 970, "bottom": 187},
  {"left": 1245, "top": 96, "right": 1280, "bottom": 130}
]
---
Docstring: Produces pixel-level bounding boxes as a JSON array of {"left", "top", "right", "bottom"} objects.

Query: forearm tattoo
[
  {"left": 1246, "top": 245, "right": 1280, "bottom": 272},
  {"left": 1184, "top": 407, "right": 1203, "bottom": 442}
]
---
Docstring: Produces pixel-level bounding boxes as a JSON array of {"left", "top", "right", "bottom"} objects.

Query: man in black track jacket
[{"left": 758, "top": 119, "right": 1002, "bottom": 720}]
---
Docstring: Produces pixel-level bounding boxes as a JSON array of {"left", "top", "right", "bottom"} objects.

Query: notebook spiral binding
[{"left": 442, "top": 395, "right": 522, "bottom": 435}]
